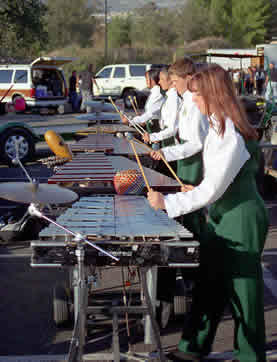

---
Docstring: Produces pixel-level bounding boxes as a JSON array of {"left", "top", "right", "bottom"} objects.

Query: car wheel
[
  {"left": 0, "top": 128, "right": 35, "bottom": 166},
  {"left": 123, "top": 90, "right": 136, "bottom": 109}
]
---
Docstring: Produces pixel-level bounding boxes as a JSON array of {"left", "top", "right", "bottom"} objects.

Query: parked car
[
  {"left": 0, "top": 56, "right": 75, "bottom": 113},
  {"left": 0, "top": 120, "right": 39, "bottom": 166},
  {"left": 94, "top": 64, "right": 153, "bottom": 108}
]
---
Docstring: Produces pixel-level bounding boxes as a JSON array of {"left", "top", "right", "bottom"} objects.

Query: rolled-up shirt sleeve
[{"left": 164, "top": 126, "right": 250, "bottom": 218}]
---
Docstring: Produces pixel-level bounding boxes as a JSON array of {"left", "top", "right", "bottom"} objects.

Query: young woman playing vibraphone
[
  {"left": 142, "top": 65, "right": 180, "bottom": 147},
  {"left": 148, "top": 58, "right": 209, "bottom": 329},
  {"left": 142, "top": 65, "right": 180, "bottom": 177},
  {"left": 148, "top": 64, "right": 269, "bottom": 362},
  {"left": 121, "top": 68, "right": 164, "bottom": 131},
  {"left": 150, "top": 58, "right": 209, "bottom": 238}
]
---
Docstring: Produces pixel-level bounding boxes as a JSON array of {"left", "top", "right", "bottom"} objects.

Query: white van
[{"left": 0, "top": 56, "right": 75, "bottom": 111}]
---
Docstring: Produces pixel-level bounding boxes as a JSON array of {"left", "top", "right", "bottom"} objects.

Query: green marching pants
[
  {"left": 178, "top": 142, "right": 269, "bottom": 362},
  {"left": 157, "top": 150, "right": 205, "bottom": 305}
]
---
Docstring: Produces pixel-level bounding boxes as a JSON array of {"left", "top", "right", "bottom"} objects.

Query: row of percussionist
[{"left": 121, "top": 58, "right": 268, "bottom": 362}]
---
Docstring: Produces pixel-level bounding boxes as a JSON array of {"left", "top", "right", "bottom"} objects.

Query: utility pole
[{"left": 105, "top": 0, "right": 108, "bottom": 63}]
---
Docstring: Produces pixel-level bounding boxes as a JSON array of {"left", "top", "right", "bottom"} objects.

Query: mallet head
[
  {"left": 152, "top": 142, "right": 160, "bottom": 151},
  {"left": 126, "top": 132, "right": 133, "bottom": 141}
]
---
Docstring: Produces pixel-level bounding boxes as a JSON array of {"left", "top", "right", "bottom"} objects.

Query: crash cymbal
[{"left": 0, "top": 182, "right": 78, "bottom": 204}]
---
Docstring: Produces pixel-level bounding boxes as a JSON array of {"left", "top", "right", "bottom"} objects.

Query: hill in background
[{"left": 90, "top": 0, "right": 182, "bottom": 13}]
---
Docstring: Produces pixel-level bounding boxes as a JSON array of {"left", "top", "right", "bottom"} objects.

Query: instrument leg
[
  {"left": 140, "top": 267, "right": 166, "bottom": 362},
  {"left": 112, "top": 302, "right": 120, "bottom": 362},
  {"left": 68, "top": 245, "right": 88, "bottom": 362},
  {"left": 144, "top": 266, "right": 157, "bottom": 345}
]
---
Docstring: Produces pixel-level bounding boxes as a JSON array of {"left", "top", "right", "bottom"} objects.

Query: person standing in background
[
  {"left": 255, "top": 66, "right": 265, "bottom": 96},
  {"left": 265, "top": 62, "right": 277, "bottom": 102},
  {"left": 79, "top": 64, "right": 96, "bottom": 113},
  {"left": 69, "top": 70, "right": 79, "bottom": 112},
  {"left": 121, "top": 68, "right": 164, "bottom": 132}
]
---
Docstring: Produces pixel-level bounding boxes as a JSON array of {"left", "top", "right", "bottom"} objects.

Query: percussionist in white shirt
[
  {"left": 121, "top": 68, "right": 164, "bottom": 132},
  {"left": 143, "top": 65, "right": 180, "bottom": 148},
  {"left": 142, "top": 65, "right": 180, "bottom": 176},
  {"left": 148, "top": 64, "right": 268, "bottom": 362},
  {"left": 148, "top": 58, "right": 209, "bottom": 330},
  {"left": 150, "top": 58, "right": 209, "bottom": 237}
]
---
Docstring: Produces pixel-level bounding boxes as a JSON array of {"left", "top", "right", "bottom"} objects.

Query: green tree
[
  {"left": 176, "top": 0, "right": 211, "bottom": 43},
  {"left": 45, "top": 0, "right": 100, "bottom": 49},
  {"left": 231, "top": 0, "right": 271, "bottom": 46},
  {"left": 131, "top": 3, "right": 178, "bottom": 48},
  {"left": 0, "top": 0, "right": 48, "bottom": 56},
  {"left": 265, "top": 0, "right": 277, "bottom": 41},
  {"left": 108, "top": 16, "right": 132, "bottom": 48},
  {"left": 209, "top": 0, "right": 232, "bottom": 38},
  {"left": 177, "top": 0, "right": 270, "bottom": 47}
]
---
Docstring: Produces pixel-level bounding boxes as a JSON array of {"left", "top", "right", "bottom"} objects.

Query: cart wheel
[{"left": 53, "top": 284, "right": 69, "bottom": 326}]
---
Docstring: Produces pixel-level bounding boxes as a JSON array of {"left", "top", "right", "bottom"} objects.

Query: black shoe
[
  {"left": 160, "top": 301, "right": 173, "bottom": 329},
  {"left": 166, "top": 349, "right": 200, "bottom": 361}
]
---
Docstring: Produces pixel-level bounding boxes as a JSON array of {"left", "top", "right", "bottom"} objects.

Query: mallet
[
  {"left": 109, "top": 96, "right": 145, "bottom": 136},
  {"left": 126, "top": 132, "right": 151, "bottom": 192},
  {"left": 130, "top": 136, "right": 184, "bottom": 187},
  {"left": 128, "top": 95, "right": 139, "bottom": 115}
]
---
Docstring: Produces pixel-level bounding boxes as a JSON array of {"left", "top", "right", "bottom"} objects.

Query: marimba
[
  {"left": 70, "top": 133, "right": 148, "bottom": 156},
  {"left": 47, "top": 153, "right": 180, "bottom": 193},
  {"left": 75, "top": 112, "right": 121, "bottom": 122},
  {"left": 75, "top": 124, "right": 135, "bottom": 136}
]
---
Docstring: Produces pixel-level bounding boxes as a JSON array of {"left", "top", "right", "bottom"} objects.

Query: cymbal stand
[
  {"left": 28, "top": 204, "right": 118, "bottom": 362},
  {"left": 13, "top": 139, "right": 35, "bottom": 184}
]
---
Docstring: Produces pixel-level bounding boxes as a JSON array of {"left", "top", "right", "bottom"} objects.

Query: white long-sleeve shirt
[
  {"left": 164, "top": 115, "right": 250, "bottom": 219},
  {"left": 132, "top": 85, "right": 164, "bottom": 125},
  {"left": 162, "top": 90, "right": 209, "bottom": 162},
  {"left": 149, "top": 87, "right": 180, "bottom": 143}
]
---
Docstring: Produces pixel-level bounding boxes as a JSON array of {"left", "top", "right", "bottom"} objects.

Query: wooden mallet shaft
[
  {"left": 127, "top": 138, "right": 151, "bottom": 192},
  {"left": 132, "top": 136, "right": 184, "bottom": 187},
  {"left": 129, "top": 96, "right": 139, "bottom": 115},
  {"left": 134, "top": 96, "right": 139, "bottom": 109},
  {"left": 109, "top": 96, "right": 123, "bottom": 117},
  {"left": 109, "top": 96, "right": 145, "bottom": 136}
]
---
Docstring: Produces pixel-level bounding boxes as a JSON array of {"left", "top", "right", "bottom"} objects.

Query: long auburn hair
[{"left": 188, "top": 64, "right": 258, "bottom": 140}]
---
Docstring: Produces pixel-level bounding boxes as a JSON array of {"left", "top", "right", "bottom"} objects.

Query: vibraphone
[
  {"left": 32, "top": 195, "right": 199, "bottom": 268},
  {"left": 47, "top": 153, "right": 180, "bottom": 194},
  {"left": 31, "top": 195, "right": 200, "bottom": 362}
]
